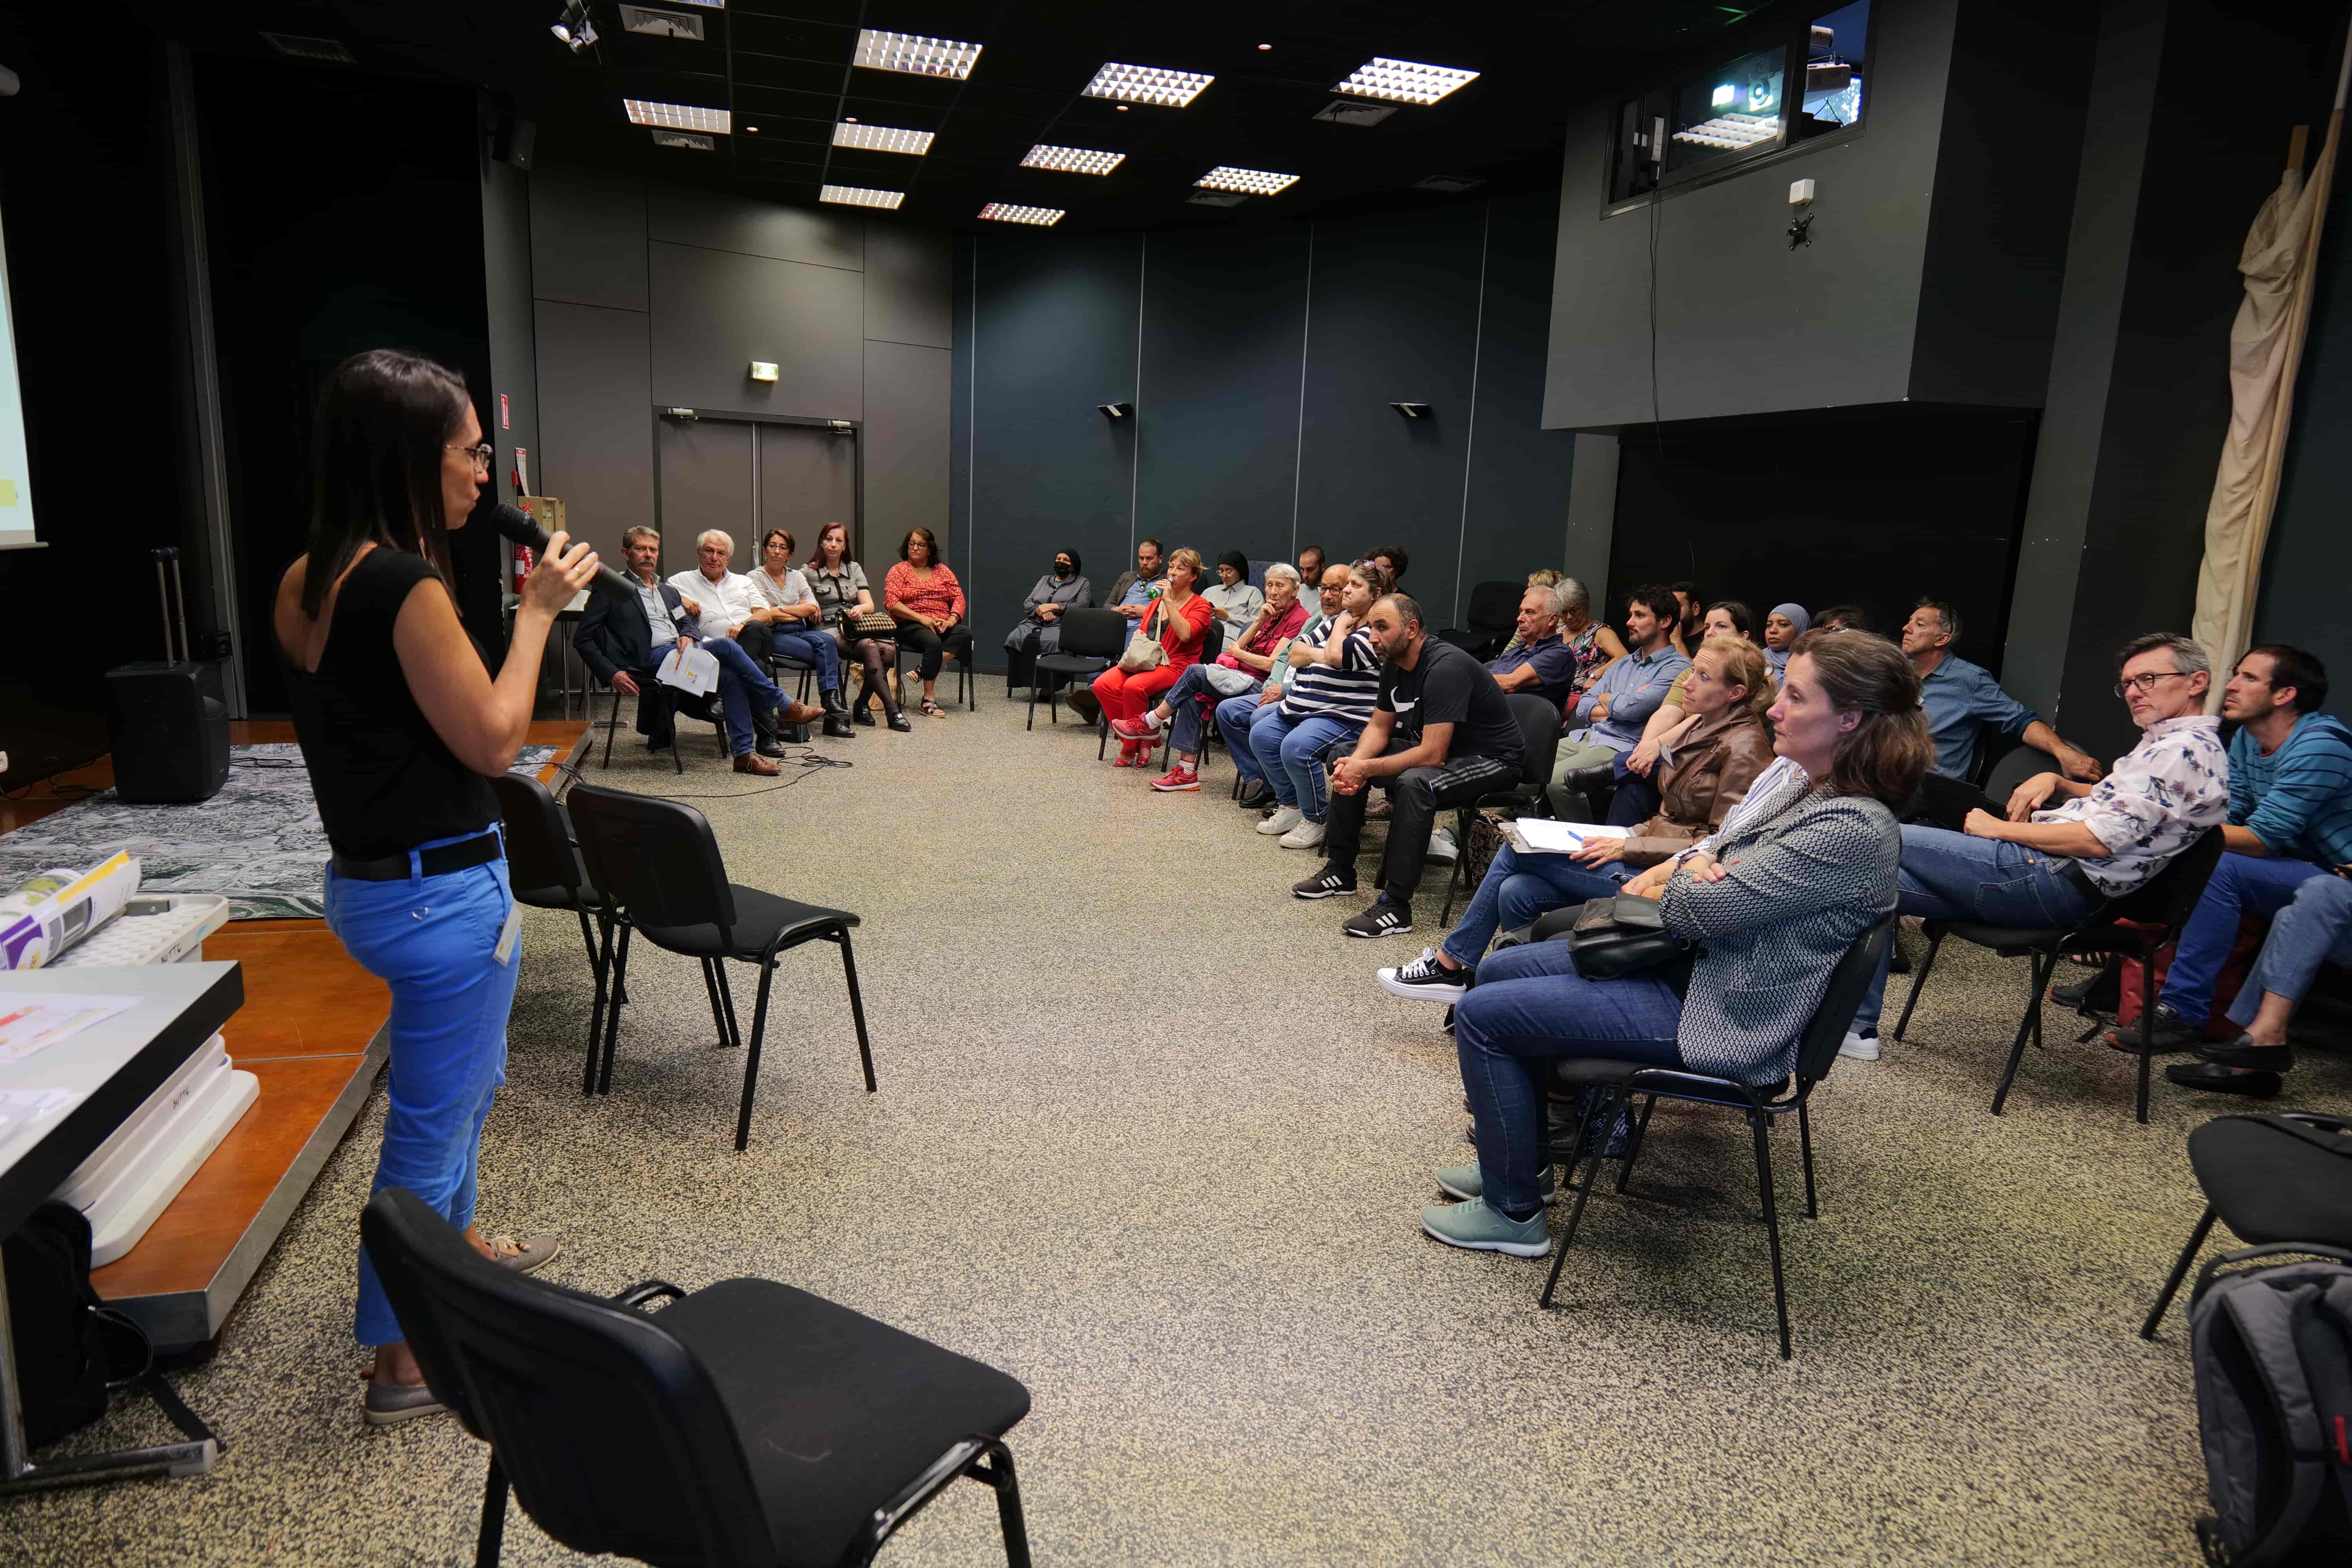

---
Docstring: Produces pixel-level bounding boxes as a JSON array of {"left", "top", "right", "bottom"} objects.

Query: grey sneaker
[
  {"left": 483, "top": 1234, "right": 560, "bottom": 1274},
  {"left": 1419, "top": 1197, "right": 1550, "bottom": 1258},
  {"left": 1434, "top": 1161, "right": 1557, "bottom": 1206},
  {"left": 362, "top": 1377, "right": 448, "bottom": 1426}
]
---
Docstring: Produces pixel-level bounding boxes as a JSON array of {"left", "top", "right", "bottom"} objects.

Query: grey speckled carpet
[{"left": 5, "top": 697, "right": 2348, "bottom": 1567}]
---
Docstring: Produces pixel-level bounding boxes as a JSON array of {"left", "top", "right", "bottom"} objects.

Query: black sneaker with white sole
[
  {"left": 1379, "top": 947, "right": 1469, "bottom": 1000},
  {"left": 1292, "top": 866, "right": 1357, "bottom": 900},
  {"left": 1343, "top": 896, "right": 1415, "bottom": 938}
]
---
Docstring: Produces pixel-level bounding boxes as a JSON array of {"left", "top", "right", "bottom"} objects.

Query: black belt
[
  {"left": 332, "top": 830, "right": 503, "bottom": 882},
  {"left": 2055, "top": 858, "right": 2103, "bottom": 902}
]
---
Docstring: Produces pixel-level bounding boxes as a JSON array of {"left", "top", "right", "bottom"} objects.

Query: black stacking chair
[
  {"left": 1027, "top": 608, "right": 1127, "bottom": 731},
  {"left": 593, "top": 675, "right": 730, "bottom": 774},
  {"left": 1889, "top": 828, "right": 2225, "bottom": 1123},
  {"left": 565, "top": 782, "right": 875, "bottom": 1151},
  {"left": 1436, "top": 581, "right": 1523, "bottom": 662},
  {"left": 1436, "top": 695, "right": 1565, "bottom": 925},
  {"left": 1536, "top": 916, "right": 1895, "bottom": 1360},
  {"left": 490, "top": 773, "right": 625, "bottom": 1091},
  {"left": 767, "top": 646, "right": 818, "bottom": 706},
  {"left": 895, "top": 628, "right": 976, "bottom": 711},
  {"left": 2138, "top": 1112, "right": 2352, "bottom": 1338},
  {"left": 360, "top": 1188, "right": 1033, "bottom": 1568}
]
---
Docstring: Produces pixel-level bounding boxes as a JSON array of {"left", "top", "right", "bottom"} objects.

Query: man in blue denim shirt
[
  {"left": 1545, "top": 584, "right": 1688, "bottom": 817},
  {"left": 1903, "top": 599, "right": 2100, "bottom": 783}
]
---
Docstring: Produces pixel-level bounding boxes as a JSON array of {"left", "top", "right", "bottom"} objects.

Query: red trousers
[{"left": 1092, "top": 664, "right": 1181, "bottom": 730}]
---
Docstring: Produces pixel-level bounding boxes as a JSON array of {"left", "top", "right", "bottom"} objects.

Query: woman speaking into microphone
[{"left": 271, "top": 349, "right": 599, "bottom": 1424}]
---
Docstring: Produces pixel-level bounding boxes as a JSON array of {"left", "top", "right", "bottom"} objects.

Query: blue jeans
[
  {"left": 700, "top": 635, "right": 786, "bottom": 756},
  {"left": 1216, "top": 694, "right": 1271, "bottom": 784},
  {"left": 1853, "top": 824, "right": 2100, "bottom": 1033},
  {"left": 2230, "top": 871, "right": 2352, "bottom": 1026},
  {"left": 1454, "top": 941, "right": 1686, "bottom": 1213},
  {"left": 1158, "top": 664, "right": 1253, "bottom": 755},
  {"left": 768, "top": 626, "right": 843, "bottom": 694},
  {"left": 2160, "top": 853, "right": 2325, "bottom": 1022},
  {"left": 1440, "top": 844, "right": 1627, "bottom": 968},
  {"left": 1246, "top": 709, "right": 1361, "bottom": 819},
  {"left": 324, "top": 833, "right": 518, "bottom": 1347}
]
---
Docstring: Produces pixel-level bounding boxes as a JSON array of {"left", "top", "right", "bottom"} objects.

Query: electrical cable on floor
[{"left": 562, "top": 744, "right": 853, "bottom": 802}]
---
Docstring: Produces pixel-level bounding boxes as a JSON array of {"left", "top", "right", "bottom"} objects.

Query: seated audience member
[
  {"left": 806, "top": 521, "right": 907, "bottom": 731},
  {"left": 1559, "top": 576, "right": 1628, "bottom": 699},
  {"left": 1495, "top": 570, "right": 1565, "bottom": 656},
  {"left": 1615, "top": 601, "right": 1771, "bottom": 822},
  {"left": 1703, "top": 601, "right": 1759, "bottom": 646},
  {"left": 1903, "top": 598, "right": 2101, "bottom": 784},
  {"left": 581, "top": 526, "right": 816, "bottom": 775},
  {"left": 2096, "top": 645, "right": 2352, "bottom": 1097},
  {"left": 1369, "top": 545, "right": 1410, "bottom": 585},
  {"left": 1487, "top": 586, "right": 1580, "bottom": 706},
  {"left": 1762, "top": 604, "right": 1810, "bottom": 679},
  {"left": 1202, "top": 550, "right": 1264, "bottom": 641},
  {"left": 1296, "top": 545, "right": 1327, "bottom": 616},
  {"left": 1844, "top": 633, "right": 2230, "bottom": 1058},
  {"left": 1221, "top": 568, "right": 1334, "bottom": 809},
  {"left": 1094, "top": 547, "right": 1215, "bottom": 765},
  {"left": 884, "top": 526, "right": 968, "bottom": 718},
  {"left": 1668, "top": 581, "right": 1706, "bottom": 659},
  {"left": 1547, "top": 585, "right": 1691, "bottom": 817},
  {"left": 1416, "top": 630, "right": 1924, "bottom": 1256},
  {"left": 1814, "top": 604, "right": 1872, "bottom": 634},
  {"left": 1116, "top": 564, "right": 1309, "bottom": 791},
  {"left": 670, "top": 528, "right": 799, "bottom": 753},
  {"left": 1292, "top": 593, "right": 1525, "bottom": 939},
  {"left": 1223, "top": 561, "right": 1372, "bottom": 826},
  {"left": 748, "top": 528, "right": 853, "bottom": 739},
  {"left": 1382, "top": 635, "right": 1777, "bottom": 1000},
  {"left": 2171, "top": 870, "right": 2352, "bottom": 1097},
  {"left": 1005, "top": 547, "right": 1092, "bottom": 672},
  {"left": 1069, "top": 538, "right": 1166, "bottom": 723}
]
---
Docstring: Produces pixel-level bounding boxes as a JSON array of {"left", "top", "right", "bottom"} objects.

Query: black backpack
[{"left": 2189, "top": 1249, "right": 2352, "bottom": 1565}]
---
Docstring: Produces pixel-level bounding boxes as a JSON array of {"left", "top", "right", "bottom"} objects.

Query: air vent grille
[
  {"left": 619, "top": 7, "right": 706, "bottom": 40},
  {"left": 1314, "top": 100, "right": 1396, "bottom": 127},
  {"left": 260, "top": 33, "right": 355, "bottom": 64}
]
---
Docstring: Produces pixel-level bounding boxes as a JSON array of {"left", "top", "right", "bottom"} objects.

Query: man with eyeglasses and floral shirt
[{"left": 1841, "top": 632, "right": 2230, "bottom": 1058}]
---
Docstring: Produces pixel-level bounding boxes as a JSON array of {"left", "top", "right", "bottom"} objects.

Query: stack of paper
[{"left": 1506, "top": 820, "right": 1627, "bottom": 856}]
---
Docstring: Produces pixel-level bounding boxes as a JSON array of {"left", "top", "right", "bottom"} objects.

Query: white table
[{"left": 0, "top": 961, "right": 243, "bottom": 1493}]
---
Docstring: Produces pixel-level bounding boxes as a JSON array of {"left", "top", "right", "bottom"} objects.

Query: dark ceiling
[{"left": 120, "top": 0, "right": 1788, "bottom": 231}]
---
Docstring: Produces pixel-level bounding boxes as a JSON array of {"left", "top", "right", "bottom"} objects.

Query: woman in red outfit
[
  {"left": 1094, "top": 547, "right": 1214, "bottom": 766},
  {"left": 882, "top": 527, "right": 967, "bottom": 717}
]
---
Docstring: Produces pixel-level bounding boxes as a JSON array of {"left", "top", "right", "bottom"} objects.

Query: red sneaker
[
  {"left": 1149, "top": 766, "right": 1200, "bottom": 792},
  {"left": 1110, "top": 714, "right": 1163, "bottom": 740}
]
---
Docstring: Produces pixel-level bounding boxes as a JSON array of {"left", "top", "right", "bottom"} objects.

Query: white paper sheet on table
[
  {"left": 0, "top": 993, "right": 139, "bottom": 1063},
  {"left": 1507, "top": 820, "right": 1628, "bottom": 855},
  {"left": 657, "top": 644, "right": 720, "bottom": 697},
  {"left": 0, "top": 1087, "right": 85, "bottom": 1154}
]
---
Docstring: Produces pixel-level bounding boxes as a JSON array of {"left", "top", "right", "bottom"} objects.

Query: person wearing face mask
[{"left": 1005, "top": 547, "right": 1092, "bottom": 691}]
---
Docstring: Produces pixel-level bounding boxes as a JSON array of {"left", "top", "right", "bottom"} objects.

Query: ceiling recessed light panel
[
  {"left": 1022, "top": 144, "right": 1125, "bottom": 175},
  {"left": 1083, "top": 63, "right": 1212, "bottom": 107},
  {"left": 1196, "top": 166, "right": 1298, "bottom": 196},
  {"left": 833, "top": 122, "right": 933, "bottom": 154},
  {"left": 624, "top": 99, "right": 730, "bottom": 133},
  {"left": 855, "top": 29, "right": 981, "bottom": 80},
  {"left": 978, "top": 203, "right": 1065, "bottom": 226},
  {"left": 1336, "top": 57, "right": 1479, "bottom": 106},
  {"left": 820, "top": 185, "right": 906, "bottom": 209}
]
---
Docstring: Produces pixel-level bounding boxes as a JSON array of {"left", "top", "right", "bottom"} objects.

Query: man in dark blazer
[{"left": 577, "top": 525, "right": 822, "bottom": 775}]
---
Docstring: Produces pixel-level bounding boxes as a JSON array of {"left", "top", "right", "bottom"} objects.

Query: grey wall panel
[
  {"left": 1297, "top": 206, "right": 1487, "bottom": 632},
  {"left": 533, "top": 299, "right": 653, "bottom": 564},
  {"left": 863, "top": 340, "right": 950, "bottom": 568},
  {"left": 2256, "top": 176, "right": 2352, "bottom": 685},
  {"left": 1136, "top": 227, "right": 1311, "bottom": 561},
  {"left": 949, "top": 237, "right": 974, "bottom": 583},
  {"left": 969, "top": 233, "right": 1142, "bottom": 655},
  {"left": 529, "top": 162, "right": 646, "bottom": 312},
  {"left": 864, "top": 221, "right": 953, "bottom": 348},
  {"left": 758, "top": 423, "right": 858, "bottom": 555},
  {"left": 646, "top": 183, "right": 864, "bottom": 272},
  {"left": 481, "top": 156, "right": 539, "bottom": 507},
  {"left": 657, "top": 419, "right": 754, "bottom": 559},
  {"left": 648, "top": 241, "right": 866, "bottom": 418}
]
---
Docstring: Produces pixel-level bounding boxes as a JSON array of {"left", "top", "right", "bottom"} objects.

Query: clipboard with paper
[
  {"left": 656, "top": 644, "right": 720, "bottom": 697},
  {"left": 1505, "top": 819, "right": 1627, "bottom": 856}
]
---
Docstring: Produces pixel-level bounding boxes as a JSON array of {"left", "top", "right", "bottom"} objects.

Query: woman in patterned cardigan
[{"left": 1420, "top": 629, "right": 1932, "bottom": 1258}]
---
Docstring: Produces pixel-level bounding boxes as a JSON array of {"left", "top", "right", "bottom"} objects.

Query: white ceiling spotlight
[
  {"left": 978, "top": 203, "right": 1065, "bottom": 226},
  {"left": 833, "top": 122, "right": 934, "bottom": 154},
  {"left": 1195, "top": 166, "right": 1299, "bottom": 196},
  {"left": 624, "top": 99, "right": 730, "bottom": 133},
  {"left": 1083, "top": 62, "right": 1213, "bottom": 108},
  {"left": 821, "top": 185, "right": 906, "bottom": 209},
  {"left": 1022, "top": 144, "right": 1125, "bottom": 175},
  {"left": 550, "top": 1, "right": 598, "bottom": 53},
  {"left": 1334, "top": 57, "right": 1479, "bottom": 107},
  {"left": 854, "top": 29, "right": 982, "bottom": 80}
]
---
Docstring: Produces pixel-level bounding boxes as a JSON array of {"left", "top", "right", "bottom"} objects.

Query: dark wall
[
  {"left": 481, "top": 143, "right": 539, "bottom": 510},
  {"left": 953, "top": 193, "right": 1580, "bottom": 662}
]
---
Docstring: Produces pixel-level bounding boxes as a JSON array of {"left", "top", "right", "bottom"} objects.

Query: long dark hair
[
  {"left": 301, "top": 348, "right": 472, "bottom": 617},
  {"left": 900, "top": 526, "right": 940, "bottom": 565}
]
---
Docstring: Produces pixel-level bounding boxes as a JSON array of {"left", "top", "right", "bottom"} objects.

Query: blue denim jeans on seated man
[
  {"left": 1454, "top": 940, "right": 1686, "bottom": 1214},
  {"left": 1243, "top": 709, "right": 1361, "bottom": 820},
  {"left": 324, "top": 832, "right": 519, "bottom": 1347},
  {"left": 1215, "top": 694, "right": 1270, "bottom": 784},
  {"left": 2159, "top": 852, "right": 2326, "bottom": 1024},
  {"left": 1156, "top": 663, "right": 1254, "bottom": 755},
  {"left": 1439, "top": 843, "right": 1628, "bottom": 969},
  {"left": 697, "top": 635, "right": 787, "bottom": 756},
  {"left": 2230, "top": 871, "right": 2352, "bottom": 1025},
  {"left": 1851, "top": 823, "right": 2101, "bottom": 1034},
  {"left": 767, "top": 625, "right": 843, "bottom": 694}
]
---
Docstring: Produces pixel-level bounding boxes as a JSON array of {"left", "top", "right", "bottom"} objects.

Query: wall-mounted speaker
[{"left": 492, "top": 112, "right": 537, "bottom": 170}]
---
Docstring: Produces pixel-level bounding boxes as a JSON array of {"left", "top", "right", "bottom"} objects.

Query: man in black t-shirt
[{"left": 1292, "top": 593, "right": 1526, "bottom": 938}]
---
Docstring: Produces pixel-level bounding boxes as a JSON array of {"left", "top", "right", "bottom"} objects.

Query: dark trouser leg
[
  {"left": 898, "top": 622, "right": 946, "bottom": 682},
  {"left": 1321, "top": 780, "right": 1371, "bottom": 879},
  {"left": 854, "top": 637, "right": 900, "bottom": 717},
  {"left": 1382, "top": 755, "right": 1522, "bottom": 906}
]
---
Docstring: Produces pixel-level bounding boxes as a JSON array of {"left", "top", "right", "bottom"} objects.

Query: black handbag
[{"left": 1565, "top": 894, "right": 1694, "bottom": 983}]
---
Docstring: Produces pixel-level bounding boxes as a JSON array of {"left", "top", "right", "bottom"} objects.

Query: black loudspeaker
[
  {"left": 105, "top": 662, "right": 230, "bottom": 805},
  {"left": 491, "top": 112, "right": 535, "bottom": 170}
]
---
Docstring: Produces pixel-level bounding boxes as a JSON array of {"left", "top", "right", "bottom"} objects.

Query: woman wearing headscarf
[{"left": 1763, "top": 603, "right": 1811, "bottom": 679}]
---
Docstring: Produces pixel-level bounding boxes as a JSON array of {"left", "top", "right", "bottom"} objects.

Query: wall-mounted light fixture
[
  {"left": 1098, "top": 402, "right": 1134, "bottom": 419},
  {"left": 664, "top": 407, "right": 699, "bottom": 420},
  {"left": 748, "top": 361, "right": 779, "bottom": 382},
  {"left": 1390, "top": 402, "right": 1432, "bottom": 419},
  {"left": 827, "top": 419, "right": 854, "bottom": 433}
]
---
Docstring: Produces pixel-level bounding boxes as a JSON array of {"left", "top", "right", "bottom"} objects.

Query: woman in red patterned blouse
[
  {"left": 883, "top": 528, "right": 967, "bottom": 717},
  {"left": 1093, "top": 546, "right": 1215, "bottom": 766}
]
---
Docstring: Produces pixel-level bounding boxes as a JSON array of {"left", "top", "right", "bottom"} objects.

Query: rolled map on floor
[{"left": 0, "top": 851, "right": 142, "bottom": 969}]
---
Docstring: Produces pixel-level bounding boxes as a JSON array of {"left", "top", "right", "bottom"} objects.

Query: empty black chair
[
  {"left": 595, "top": 675, "right": 729, "bottom": 775},
  {"left": 1437, "top": 580, "right": 1523, "bottom": 662},
  {"left": 1537, "top": 917, "right": 1895, "bottom": 1359},
  {"left": 2140, "top": 1112, "right": 2352, "bottom": 1337},
  {"left": 360, "top": 1187, "right": 1033, "bottom": 1568},
  {"left": 1436, "top": 694, "right": 1564, "bottom": 925},
  {"left": 490, "top": 772, "right": 624, "bottom": 1092},
  {"left": 566, "top": 782, "right": 875, "bottom": 1150},
  {"left": 1027, "top": 608, "right": 1128, "bottom": 732},
  {"left": 1889, "top": 828, "right": 2225, "bottom": 1123}
]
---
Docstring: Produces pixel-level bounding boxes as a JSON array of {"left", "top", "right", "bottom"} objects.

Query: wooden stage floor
[{"left": 4, "top": 720, "right": 589, "bottom": 1347}]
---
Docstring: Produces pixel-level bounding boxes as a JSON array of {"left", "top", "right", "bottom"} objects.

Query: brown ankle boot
[{"left": 733, "top": 751, "right": 780, "bottom": 776}]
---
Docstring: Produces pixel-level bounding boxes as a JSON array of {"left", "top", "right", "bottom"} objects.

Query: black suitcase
[{"left": 103, "top": 548, "right": 230, "bottom": 804}]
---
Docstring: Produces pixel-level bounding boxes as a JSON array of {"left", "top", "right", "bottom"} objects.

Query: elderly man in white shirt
[
  {"left": 667, "top": 528, "right": 824, "bottom": 748},
  {"left": 1844, "top": 631, "right": 2230, "bottom": 1053}
]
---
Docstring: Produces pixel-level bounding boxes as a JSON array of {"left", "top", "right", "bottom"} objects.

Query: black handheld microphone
[{"left": 489, "top": 502, "right": 637, "bottom": 600}]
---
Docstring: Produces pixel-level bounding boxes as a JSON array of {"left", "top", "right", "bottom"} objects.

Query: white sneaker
[
  {"left": 1838, "top": 1030, "right": 1880, "bottom": 1061},
  {"left": 1279, "top": 817, "right": 1328, "bottom": 849},
  {"left": 1426, "top": 827, "right": 1458, "bottom": 864},
  {"left": 1257, "top": 805, "right": 1304, "bottom": 837}
]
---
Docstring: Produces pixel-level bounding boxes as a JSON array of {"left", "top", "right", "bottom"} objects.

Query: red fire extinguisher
[{"left": 513, "top": 542, "right": 534, "bottom": 593}]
